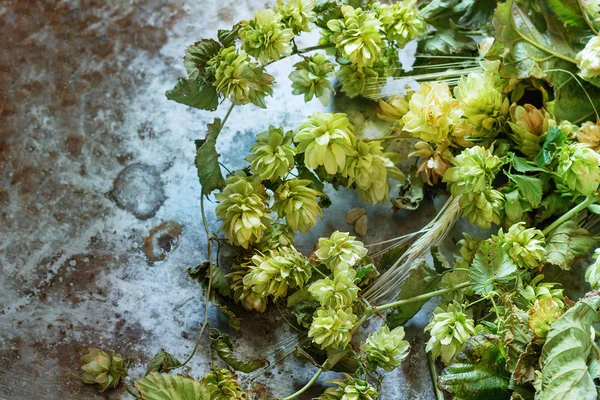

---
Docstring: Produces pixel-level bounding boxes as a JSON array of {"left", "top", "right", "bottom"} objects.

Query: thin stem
[
  {"left": 279, "top": 368, "right": 323, "bottom": 400},
  {"left": 124, "top": 382, "right": 139, "bottom": 398},
  {"left": 542, "top": 196, "right": 598, "bottom": 236},
  {"left": 365, "top": 134, "right": 414, "bottom": 142},
  {"left": 297, "top": 43, "right": 336, "bottom": 54},
  {"left": 579, "top": 0, "right": 599, "bottom": 35},
  {"left": 221, "top": 103, "right": 235, "bottom": 128},
  {"left": 428, "top": 352, "right": 444, "bottom": 400},
  {"left": 371, "top": 283, "right": 470, "bottom": 314}
]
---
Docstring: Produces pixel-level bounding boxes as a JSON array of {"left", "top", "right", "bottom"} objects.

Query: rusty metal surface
[{"left": 0, "top": 1, "right": 462, "bottom": 398}]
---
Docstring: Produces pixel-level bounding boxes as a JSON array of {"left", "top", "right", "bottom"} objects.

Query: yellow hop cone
[
  {"left": 240, "top": 9, "right": 294, "bottom": 65},
  {"left": 80, "top": 348, "right": 127, "bottom": 393}
]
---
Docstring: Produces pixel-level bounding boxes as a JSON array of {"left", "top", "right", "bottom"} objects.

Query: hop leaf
[
  {"left": 554, "top": 143, "right": 600, "bottom": 196},
  {"left": 361, "top": 325, "right": 410, "bottom": 372},
  {"left": 134, "top": 372, "right": 209, "bottom": 399},
  {"left": 246, "top": 126, "right": 296, "bottom": 182},
  {"left": 240, "top": 9, "right": 294, "bottom": 65},
  {"left": 318, "top": 373, "right": 378, "bottom": 400},
  {"left": 327, "top": 5, "right": 383, "bottom": 68},
  {"left": 576, "top": 35, "right": 600, "bottom": 81},
  {"left": 316, "top": 230, "right": 368, "bottom": 271},
  {"left": 273, "top": 179, "right": 324, "bottom": 233},
  {"left": 585, "top": 249, "right": 600, "bottom": 290},
  {"left": 425, "top": 302, "right": 476, "bottom": 365},
  {"left": 373, "top": 0, "right": 426, "bottom": 48},
  {"left": 243, "top": 246, "right": 312, "bottom": 298},
  {"left": 80, "top": 348, "right": 127, "bottom": 393},
  {"left": 289, "top": 53, "right": 336, "bottom": 105},
  {"left": 496, "top": 222, "right": 546, "bottom": 269},
  {"left": 308, "top": 268, "right": 359, "bottom": 308},
  {"left": 308, "top": 307, "right": 357, "bottom": 349},
  {"left": 507, "top": 104, "right": 554, "bottom": 159},
  {"left": 275, "top": 0, "right": 317, "bottom": 34}
]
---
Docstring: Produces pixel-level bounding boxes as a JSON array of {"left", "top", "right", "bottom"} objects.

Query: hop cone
[
  {"left": 377, "top": 95, "right": 409, "bottom": 124},
  {"left": 259, "top": 222, "right": 295, "bottom": 252},
  {"left": 316, "top": 230, "right": 368, "bottom": 270},
  {"left": 203, "top": 368, "right": 248, "bottom": 400},
  {"left": 327, "top": 5, "right": 383, "bottom": 68},
  {"left": 289, "top": 53, "right": 336, "bottom": 105},
  {"left": 246, "top": 126, "right": 296, "bottom": 182},
  {"left": 375, "top": 0, "right": 427, "bottom": 48},
  {"left": 507, "top": 104, "right": 553, "bottom": 159},
  {"left": 80, "top": 348, "right": 127, "bottom": 392},
  {"left": 496, "top": 223, "right": 545, "bottom": 269},
  {"left": 577, "top": 35, "right": 600, "bottom": 80},
  {"left": 336, "top": 64, "right": 379, "bottom": 99},
  {"left": 577, "top": 120, "right": 600, "bottom": 153},
  {"left": 209, "top": 46, "right": 274, "bottom": 108},
  {"left": 308, "top": 307, "right": 357, "bottom": 349},
  {"left": 243, "top": 246, "right": 312, "bottom": 298},
  {"left": 528, "top": 298, "right": 562, "bottom": 342},
  {"left": 585, "top": 249, "right": 600, "bottom": 290},
  {"left": 308, "top": 268, "right": 359, "bottom": 308},
  {"left": 294, "top": 112, "right": 357, "bottom": 174},
  {"left": 275, "top": 0, "right": 316, "bottom": 34},
  {"left": 361, "top": 325, "right": 410, "bottom": 371},
  {"left": 215, "top": 176, "right": 271, "bottom": 249},
  {"left": 425, "top": 302, "right": 476, "bottom": 365},
  {"left": 519, "top": 276, "right": 564, "bottom": 309},
  {"left": 240, "top": 9, "right": 294, "bottom": 65},
  {"left": 318, "top": 374, "right": 378, "bottom": 400},
  {"left": 273, "top": 179, "right": 323, "bottom": 233},
  {"left": 402, "top": 82, "right": 462, "bottom": 144},
  {"left": 461, "top": 188, "right": 504, "bottom": 230},
  {"left": 229, "top": 262, "right": 268, "bottom": 312},
  {"left": 443, "top": 145, "right": 503, "bottom": 199},
  {"left": 409, "top": 141, "right": 453, "bottom": 186},
  {"left": 554, "top": 143, "right": 600, "bottom": 196}
]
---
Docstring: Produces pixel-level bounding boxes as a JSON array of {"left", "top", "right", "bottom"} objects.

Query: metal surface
[{"left": 0, "top": 1, "right": 475, "bottom": 398}]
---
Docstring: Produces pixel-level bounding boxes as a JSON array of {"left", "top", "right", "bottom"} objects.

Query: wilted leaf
[
  {"left": 145, "top": 349, "right": 181, "bottom": 375},
  {"left": 392, "top": 172, "right": 424, "bottom": 211},
  {"left": 134, "top": 372, "right": 209, "bottom": 400},
  {"left": 387, "top": 260, "right": 441, "bottom": 328},
  {"left": 183, "top": 39, "right": 221, "bottom": 80},
  {"left": 470, "top": 241, "right": 517, "bottom": 296},
  {"left": 420, "top": 28, "right": 478, "bottom": 55},
  {"left": 210, "top": 332, "right": 268, "bottom": 373},
  {"left": 431, "top": 246, "right": 452, "bottom": 273},
  {"left": 217, "top": 24, "right": 239, "bottom": 48},
  {"left": 166, "top": 76, "right": 219, "bottom": 112},
  {"left": 314, "top": 1, "right": 343, "bottom": 28},
  {"left": 537, "top": 292, "right": 600, "bottom": 400},
  {"left": 512, "top": 342, "right": 540, "bottom": 386},
  {"left": 501, "top": 304, "right": 533, "bottom": 374},
  {"left": 195, "top": 118, "right": 225, "bottom": 196},
  {"left": 439, "top": 334, "right": 511, "bottom": 400},
  {"left": 544, "top": 220, "right": 599, "bottom": 270}
]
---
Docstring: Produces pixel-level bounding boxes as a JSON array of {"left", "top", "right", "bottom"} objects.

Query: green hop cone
[
  {"left": 495, "top": 222, "right": 545, "bottom": 269},
  {"left": 577, "top": 120, "right": 600, "bottom": 152},
  {"left": 308, "top": 268, "right": 359, "bottom": 308},
  {"left": 316, "top": 230, "right": 368, "bottom": 270},
  {"left": 209, "top": 46, "right": 274, "bottom": 108},
  {"left": 528, "top": 298, "right": 562, "bottom": 343},
  {"left": 229, "top": 261, "right": 268, "bottom": 312},
  {"left": 246, "top": 126, "right": 296, "bottom": 182},
  {"left": 361, "top": 325, "right": 410, "bottom": 372},
  {"left": 215, "top": 176, "right": 271, "bottom": 249},
  {"left": 454, "top": 72, "right": 509, "bottom": 138},
  {"left": 275, "top": 0, "right": 316, "bottom": 33},
  {"left": 554, "top": 142, "right": 600, "bottom": 196},
  {"left": 336, "top": 63, "right": 379, "bottom": 99},
  {"left": 327, "top": 5, "right": 383, "bottom": 68},
  {"left": 203, "top": 368, "right": 248, "bottom": 399},
  {"left": 577, "top": 35, "right": 600, "bottom": 80},
  {"left": 374, "top": 0, "right": 427, "bottom": 48},
  {"left": 259, "top": 222, "right": 295, "bottom": 252},
  {"left": 402, "top": 82, "right": 462, "bottom": 144},
  {"left": 289, "top": 53, "right": 336, "bottom": 105},
  {"left": 240, "top": 9, "right": 294, "bottom": 65},
  {"left": 294, "top": 112, "right": 357, "bottom": 174},
  {"left": 461, "top": 188, "right": 504, "bottom": 230},
  {"left": 80, "top": 348, "right": 127, "bottom": 392},
  {"left": 585, "top": 248, "right": 600, "bottom": 290},
  {"left": 377, "top": 95, "right": 409, "bottom": 124},
  {"left": 272, "top": 179, "right": 323, "bottom": 233},
  {"left": 318, "top": 374, "right": 378, "bottom": 400},
  {"left": 519, "top": 275, "right": 564, "bottom": 308},
  {"left": 425, "top": 302, "right": 476, "bottom": 365},
  {"left": 308, "top": 307, "right": 357, "bottom": 349},
  {"left": 443, "top": 145, "right": 503, "bottom": 199},
  {"left": 457, "top": 233, "right": 481, "bottom": 264},
  {"left": 243, "top": 246, "right": 312, "bottom": 298},
  {"left": 507, "top": 104, "right": 553, "bottom": 159},
  {"left": 439, "top": 268, "right": 473, "bottom": 303}
]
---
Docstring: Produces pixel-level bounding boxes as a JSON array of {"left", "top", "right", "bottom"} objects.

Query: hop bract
[
  {"left": 259, "top": 222, "right": 295, "bottom": 252},
  {"left": 528, "top": 298, "right": 562, "bottom": 342},
  {"left": 374, "top": 0, "right": 426, "bottom": 48},
  {"left": 289, "top": 53, "right": 336, "bottom": 105},
  {"left": 425, "top": 302, "right": 476, "bottom": 365},
  {"left": 240, "top": 9, "right": 294, "bottom": 65},
  {"left": 273, "top": 179, "right": 323, "bottom": 233},
  {"left": 496, "top": 223, "right": 545, "bottom": 269},
  {"left": 327, "top": 5, "right": 383, "bottom": 68},
  {"left": 402, "top": 82, "right": 462, "bottom": 144},
  {"left": 585, "top": 249, "right": 600, "bottom": 290},
  {"left": 377, "top": 95, "right": 409, "bottom": 124},
  {"left": 461, "top": 188, "right": 504, "bottom": 230},
  {"left": 229, "top": 262, "right": 268, "bottom": 312},
  {"left": 246, "top": 126, "right": 295, "bottom": 182},
  {"left": 336, "top": 64, "right": 379, "bottom": 99},
  {"left": 318, "top": 374, "right": 378, "bottom": 400},
  {"left": 443, "top": 145, "right": 503, "bottom": 199},
  {"left": 80, "top": 348, "right": 127, "bottom": 392},
  {"left": 308, "top": 268, "right": 359, "bottom": 308},
  {"left": 316, "top": 230, "right": 368, "bottom": 270},
  {"left": 294, "top": 112, "right": 357, "bottom": 174},
  {"left": 308, "top": 307, "right": 357, "bottom": 349},
  {"left": 454, "top": 72, "right": 509, "bottom": 137},
  {"left": 409, "top": 141, "right": 452, "bottom": 186},
  {"left": 215, "top": 176, "right": 271, "bottom": 249},
  {"left": 275, "top": 0, "right": 316, "bottom": 34},
  {"left": 507, "top": 104, "right": 553, "bottom": 159},
  {"left": 577, "top": 120, "right": 600, "bottom": 153},
  {"left": 519, "top": 275, "right": 564, "bottom": 308},
  {"left": 243, "top": 246, "right": 312, "bottom": 298},
  {"left": 361, "top": 325, "right": 410, "bottom": 371},
  {"left": 577, "top": 35, "right": 600, "bottom": 80},
  {"left": 209, "top": 46, "right": 274, "bottom": 108},
  {"left": 203, "top": 368, "right": 248, "bottom": 399},
  {"left": 554, "top": 143, "right": 600, "bottom": 196}
]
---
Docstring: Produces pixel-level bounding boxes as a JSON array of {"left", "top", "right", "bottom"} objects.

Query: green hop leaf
[
  {"left": 470, "top": 240, "right": 517, "bottom": 296},
  {"left": 134, "top": 372, "right": 209, "bottom": 400},
  {"left": 544, "top": 219, "right": 599, "bottom": 270}
]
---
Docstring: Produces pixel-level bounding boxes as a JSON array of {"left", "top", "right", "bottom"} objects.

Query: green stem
[
  {"left": 279, "top": 368, "right": 323, "bottom": 400},
  {"left": 428, "top": 352, "right": 444, "bottom": 400},
  {"left": 220, "top": 103, "right": 235, "bottom": 129},
  {"left": 579, "top": 0, "right": 599, "bottom": 35},
  {"left": 124, "top": 382, "right": 139, "bottom": 399},
  {"left": 365, "top": 133, "right": 414, "bottom": 142},
  {"left": 371, "top": 283, "right": 470, "bottom": 314},
  {"left": 542, "top": 196, "right": 598, "bottom": 236},
  {"left": 297, "top": 43, "right": 336, "bottom": 54}
]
